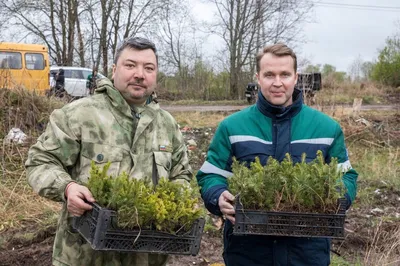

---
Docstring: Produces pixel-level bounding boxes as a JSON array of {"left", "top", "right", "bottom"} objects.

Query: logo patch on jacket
[{"left": 159, "top": 145, "right": 173, "bottom": 152}]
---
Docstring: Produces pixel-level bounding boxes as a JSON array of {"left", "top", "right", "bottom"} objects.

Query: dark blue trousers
[{"left": 222, "top": 221, "right": 331, "bottom": 266}]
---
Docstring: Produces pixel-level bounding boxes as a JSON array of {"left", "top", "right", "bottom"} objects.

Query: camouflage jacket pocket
[
  {"left": 79, "top": 142, "right": 125, "bottom": 182},
  {"left": 154, "top": 151, "right": 172, "bottom": 180}
]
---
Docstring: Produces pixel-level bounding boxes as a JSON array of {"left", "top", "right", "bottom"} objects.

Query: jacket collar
[
  {"left": 256, "top": 88, "right": 303, "bottom": 119},
  {"left": 95, "top": 78, "right": 160, "bottom": 131},
  {"left": 96, "top": 78, "right": 159, "bottom": 112}
]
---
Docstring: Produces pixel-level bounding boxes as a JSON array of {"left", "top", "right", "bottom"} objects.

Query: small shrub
[
  {"left": 228, "top": 151, "right": 345, "bottom": 213},
  {"left": 87, "top": 162, "right": 204, "bottom": 233}
]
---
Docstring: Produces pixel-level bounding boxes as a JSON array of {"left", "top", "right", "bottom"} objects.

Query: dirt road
[{"left": 161, "top": 104, "right": 399, "bottom": 112}]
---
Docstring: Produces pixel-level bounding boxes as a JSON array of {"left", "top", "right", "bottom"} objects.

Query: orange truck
[{"left": 0, "top": 42, "right": 50, "bottom": 94}]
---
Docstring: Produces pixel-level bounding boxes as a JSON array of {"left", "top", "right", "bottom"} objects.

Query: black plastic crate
[
  {"left": 72, "top": 202, "right": 205, "bottom": 255},
  {"left": 233, "top": 198, "right": 347, "bottom": 239}
]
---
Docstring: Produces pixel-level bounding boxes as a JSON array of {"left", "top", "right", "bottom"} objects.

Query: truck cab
[
  {"left": 295, "top": 72, "right": 322, "bottom": 94},
  {"left": 295, "top": 72, "right": 322, "bottom": 104},
  {"left": 245, "top": 82, "right": 259, "bottom": 104}
]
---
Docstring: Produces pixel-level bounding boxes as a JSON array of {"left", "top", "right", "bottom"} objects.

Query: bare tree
[
  {"left": 348, "top": 55, "right": 364, "bottom": 82},
  {"left": 156, "top": 0, "right": 199, "bottom": 92},
  {"left": 360, "top": 61, "right": 374, "bottom": 81},
  {"left": 110, "top": 0, "right": 164, "bottom": 64},
  {"left": 99, "top": 0, "right": 114, "bottom": 75},
  {"left": 1, "top": 0, "right": 170, "bottom": 74},
  {"left": 75, "top": 4, "right": 86, "bottom": 67},
  {"left": 1, "top": 0, "right": 81, "bottom": 65},
  {"left": 82, "top": 0, "right": 166, "bottom": 76},
  {"left": 209, "top": 0, "right": 313, "bottom": 99}
]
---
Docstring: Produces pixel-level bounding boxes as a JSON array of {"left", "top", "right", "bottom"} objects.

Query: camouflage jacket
[{"left": 25, "top": 78, "right": 192, "bottom": 266}]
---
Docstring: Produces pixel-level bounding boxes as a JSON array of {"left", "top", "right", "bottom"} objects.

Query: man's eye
[
  {"left": 145, "top": 67, "right": 154, "bottom": 71},
  {"left": 282, "top": 73, "right": 290, "bottom": 77},
  {"left": 126, "top": 64, "right": 134, "bottom": 68},
  {"left": 265, "top": 74, "right": 274, "bottom": 78}
]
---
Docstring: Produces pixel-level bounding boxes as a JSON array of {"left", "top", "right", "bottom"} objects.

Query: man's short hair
[
  {"left": 256, "top": 43, "right": 297, "bottom": 73},
  {"left": 114, "top": 37, "right": 158, "bottom": 65}
]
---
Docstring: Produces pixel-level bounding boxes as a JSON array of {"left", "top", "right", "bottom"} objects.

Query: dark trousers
[{"left": 222, "top": 221, "right": 331, "bottom": 266}]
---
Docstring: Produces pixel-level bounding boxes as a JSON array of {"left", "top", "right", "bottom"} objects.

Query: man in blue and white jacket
[{"left": 196, "top": 43, "right": 358, "bottom": 266}]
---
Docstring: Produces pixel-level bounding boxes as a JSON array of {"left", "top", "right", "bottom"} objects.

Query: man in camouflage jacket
[{"left": 25, "top": 37, "right": 192, "bottom": 266}]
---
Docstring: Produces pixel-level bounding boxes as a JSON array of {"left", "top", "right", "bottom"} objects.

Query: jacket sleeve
[
  {"left": 25, "top": 108, "right": 81, "bottom": 202},
  {"left": 169, "top": 122, "right": 192, "bottom": 184},
  {"left": 328, "top": 124, "right": 358, "bottom": 206},
  {"left": 196, "top": 121, "right": 232, "bottom": 215}
]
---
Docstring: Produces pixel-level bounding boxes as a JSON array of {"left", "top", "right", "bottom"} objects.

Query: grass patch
[
  {"left": 350, "top": 147, "right": 399, "bottom": 188},
  {"left": 0, "top": 177, "right": 60, "bottom": 231},
  {"left": 0, "top": 87, "right": 63, "bottom": 232},
  {"left": 331, "top": 254, "right": 362, "bottom": 266},
  {"left": 314, "top": 82, "right": 389, "bottom": 106},
  {"left": 171, "top": 111, "right": 229, "bottom": 128},
  {"left": 203, "top": 222, "right": 222, "bottom": 238},
  {"left": 362, "top": 221, "right": 400, "bottom": 266},
  {"left": 0, "top": 87, "right": 64, "bottom": 139},
  {"left": 160, "top": 99, "right": 247, "bottom": 106},
  {"left": 0, "top": 211, "right": 58, "bottom": 249}
]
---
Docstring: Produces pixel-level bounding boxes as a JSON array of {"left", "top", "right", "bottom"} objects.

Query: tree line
[
  {"left": 303, "top": 33, "right": 400, "bottom": 89},
  {"left": 1, "top": 0, "right": 397, "bottom": 100},
  {"left": 0, "top": 0, "right": 314, "bottom": 100}
]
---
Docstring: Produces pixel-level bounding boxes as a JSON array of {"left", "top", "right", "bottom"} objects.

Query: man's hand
[
  {"left": 219, "top": 190, "right": 236, "bottom": 224},
  {"left": 65, "top": 183, "right": 95, "bottom": 216}
]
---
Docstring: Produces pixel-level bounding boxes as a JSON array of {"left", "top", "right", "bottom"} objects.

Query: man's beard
[{"left": 130, "top": 88, "right": 150, "bottom": 100}]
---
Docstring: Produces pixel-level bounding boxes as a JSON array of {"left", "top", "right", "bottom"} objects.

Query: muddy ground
[
  {"left": 0, "top": 228, "right": 224, "bottom": 266},
  {"left": 0, "top": 111, "right": 399, "bottom": 266}
]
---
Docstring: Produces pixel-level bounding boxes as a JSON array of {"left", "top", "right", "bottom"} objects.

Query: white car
[{"left": 50, "top": 66, "right": 106, "bottom": 97}]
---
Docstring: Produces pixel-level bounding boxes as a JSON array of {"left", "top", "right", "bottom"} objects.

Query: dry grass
[
  {"left": 341, "top": 111, "right": 400, "bottom": 187},
  {"left": 171, "top": 111, "right": 229, "bottom": 128},
  {"left": 351, "top": 147, "right": 399, "bottom": 186},
  {"left": 314, "top": 81, "right": 388, "bottom": 106},
  {"left": 333, "top": 223, "right": 400, "bottom": 266},
  {"left": 363, "top": 220, "right": 400, "bottom": 266},
  {"left": 0, "top": 87, "right": 65, "bottom": 139},
  {"left": 160, "top": 99, "right": 247, "bottom": 106},
  {"left": 0, "top": 88, "right": 63, "bottom": 232},
  {"left": 0, "top": 140, "right": 60, "bottom": 232}
]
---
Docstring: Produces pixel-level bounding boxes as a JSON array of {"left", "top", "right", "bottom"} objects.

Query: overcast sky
[
  {"left": 302, "top": 0, "right": 399, "bottom": 72},
  {"left": 192, "top": 0, "right": 399, "bottom": 73}
]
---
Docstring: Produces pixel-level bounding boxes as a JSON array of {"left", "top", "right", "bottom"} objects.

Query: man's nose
[
  {"left": 133, "top": 66, "right": 144, "bottom": 79},
  {"left": 272, "top": 77, "right": 282, "bottom": 86}
]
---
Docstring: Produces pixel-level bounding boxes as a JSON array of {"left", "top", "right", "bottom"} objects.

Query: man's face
[
  {"left": 256, "top": 53, "right": 298, "bottom": 107},
  {"left": 112, "top": 48, "right": 157, "bottom": 105}
]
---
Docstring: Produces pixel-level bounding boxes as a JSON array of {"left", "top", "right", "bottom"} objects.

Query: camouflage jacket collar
[
  {"left": 96, "top": 78, "right": 159, "bottom": 114},
  {"left": 95, "top": 78, "right": 160, "bottom": 131}
]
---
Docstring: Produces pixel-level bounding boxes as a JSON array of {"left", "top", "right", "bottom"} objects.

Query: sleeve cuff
[
  {"left": 56, "top": 173, "right": 74, "bottom": 202},
  {"left": 203, "top": 185, "right": 227, "bottom": 216}
]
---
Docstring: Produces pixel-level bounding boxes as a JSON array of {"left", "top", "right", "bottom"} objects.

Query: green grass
[
  {"left": 350, "top": 147, "right": 399, "bottom": 189},
  {"left": 203, "top": 222, "right": 222, "bottom": 238},
  {"left": 331, "top": 255, "right": 362, "bottom": 266}
]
